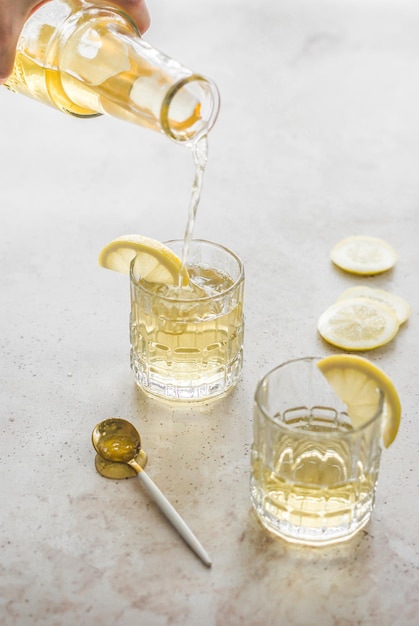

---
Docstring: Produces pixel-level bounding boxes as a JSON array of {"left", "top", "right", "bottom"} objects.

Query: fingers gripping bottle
[{"left": 5, "top": 0, "right": 219, "bottom": 142}]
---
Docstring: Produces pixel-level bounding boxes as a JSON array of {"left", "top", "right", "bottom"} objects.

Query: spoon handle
[{"left": 131, "top": 462, "right": 212, "bottom": 567}]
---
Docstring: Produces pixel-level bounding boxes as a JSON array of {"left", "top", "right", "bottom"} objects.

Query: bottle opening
[{"left": 161, "top": 75, "right": 220, "bottom": 143}]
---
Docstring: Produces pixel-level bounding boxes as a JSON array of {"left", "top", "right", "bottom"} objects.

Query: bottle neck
[{"left": 146, "top": 73, "right": 220, "bottom": 143}]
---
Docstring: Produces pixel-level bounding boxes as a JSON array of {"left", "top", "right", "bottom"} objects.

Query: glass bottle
[{"left": 4, "top": 0, "right": 220, "bottom": 142}]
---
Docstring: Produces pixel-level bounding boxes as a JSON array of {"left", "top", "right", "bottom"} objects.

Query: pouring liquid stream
[{"left": 179, "top": 132, "right": 209, "bottom": 286}]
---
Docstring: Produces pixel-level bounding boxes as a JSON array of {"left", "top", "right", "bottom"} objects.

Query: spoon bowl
[{"left": 92, "top": 418, "right": 142, "bottom": 463}]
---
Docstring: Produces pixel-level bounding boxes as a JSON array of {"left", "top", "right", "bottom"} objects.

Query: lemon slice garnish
[
  {"left": 330, "top": 236, "right": 397, "bottom": 275},
  {"left": 317, "top": 297, "right": 400, "bottom": 350},
  {"left": 98, "top": 234, "right": 189, "bottom": 285},
  {"left": 317, "top": 354, "right": 401, "bottom": 447},
  {"left": 337, "top": 286, "right": 410, "bottom": 325}
]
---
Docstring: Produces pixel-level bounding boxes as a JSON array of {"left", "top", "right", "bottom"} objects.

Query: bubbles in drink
[{"left": 143, "top": 266, "right": 233, "bottom": 301}]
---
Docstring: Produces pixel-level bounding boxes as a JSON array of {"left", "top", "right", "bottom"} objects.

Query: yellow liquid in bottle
[{"left": 6, "top": 13, "right": 203, "bottom": 136}]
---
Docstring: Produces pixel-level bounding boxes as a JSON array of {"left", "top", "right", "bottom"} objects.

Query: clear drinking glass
[
  {"left": 250, "top": 357, "right": 384, "bottom": 546},
  {"left": 130, "top": 239, "right": 244, "bottom": 402}
]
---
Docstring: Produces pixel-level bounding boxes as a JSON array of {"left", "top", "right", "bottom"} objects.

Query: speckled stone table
[{"left": 1, "top": 1, "right": 419, "bottom": 624}]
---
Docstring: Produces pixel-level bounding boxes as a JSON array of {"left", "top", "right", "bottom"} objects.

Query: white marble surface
[{"left": 1, "top": 0, "right": 419, "bottom": 624}]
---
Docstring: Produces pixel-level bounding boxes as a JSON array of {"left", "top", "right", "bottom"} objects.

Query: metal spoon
[{"left": 91, "top": 418, "right": 212, "bottom": 567}]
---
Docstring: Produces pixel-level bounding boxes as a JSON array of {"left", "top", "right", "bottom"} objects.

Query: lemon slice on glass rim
[
  {"left": 98, "top": 234, "right": 189, "bottom": 285},
  {"left": 317, "top": 297, "right": 400, "bottom": 351},
  {"left": 330, "top": 236, "right": 397, "bottom": 275},
  {"left": 317, "top": 354, "right": 401, "bottom": 447}
]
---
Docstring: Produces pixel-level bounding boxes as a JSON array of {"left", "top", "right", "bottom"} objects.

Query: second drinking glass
[{"left": 250, "top": 357, "right": 384, "bottom": 546}]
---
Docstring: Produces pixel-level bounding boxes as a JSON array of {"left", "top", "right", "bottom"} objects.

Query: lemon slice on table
[
  {"left": 330, "top": 236, "right": 397, "bottom": 275},
  {"left": 317, "top": 297, "right": 400, "bottom": 351},
  {"left": 337, "top": 286, "right": 410, "bottom": 325},
  {"left": 317, "top": 354, "right": 401, "bottom": 447},
  {"left": 98, "top": 234, "right": 189, "bottom": 285}
]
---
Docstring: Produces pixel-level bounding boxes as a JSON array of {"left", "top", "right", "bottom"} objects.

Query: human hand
[{"left": 0, "top": 0, "right": 150, "bottom": 84}]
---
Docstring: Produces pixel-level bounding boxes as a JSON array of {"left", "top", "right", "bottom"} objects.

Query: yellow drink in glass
[
  {"left": 251, "top": 357, "right": 383, "bottom": 546},
  {"left": 130, "top": 239, "right": 244, "bottom": 402}
]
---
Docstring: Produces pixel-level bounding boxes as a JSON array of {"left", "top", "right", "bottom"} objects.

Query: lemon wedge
[
  {"left": 98, "top": 234, "right": 189, "bottom": 285},
  {"left": 330, "top": 236, "right": 397, "bottom": 275},
  {"left": 337, "top": 286, "right": 410, "bottom": 325},
  {"left": 317, "top": 354, "right": 401, "bottom": 447},
  {"left": 317, "top": 297, "right": 400, "bottom": 350}
]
